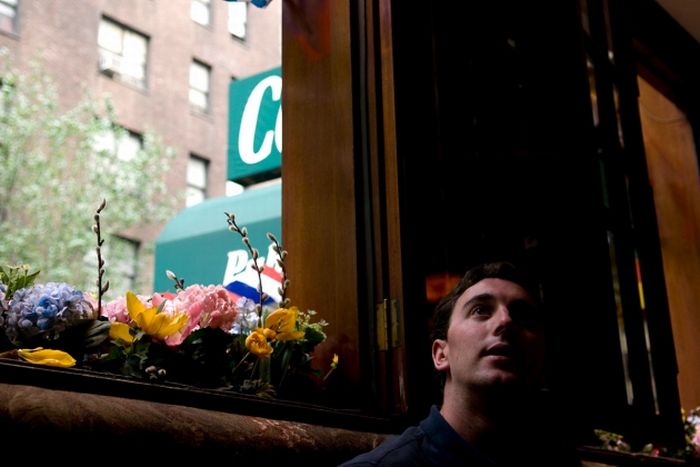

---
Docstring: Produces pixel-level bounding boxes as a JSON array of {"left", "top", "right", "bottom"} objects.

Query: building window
[
  {"left": 191, "top": 0, "right": 211, "bottom": 27},
  {"left": 189, "top": 60, "right": 211, "bottom": 113},
  {"left": 97, "top": 17, "right": 148, "bottom": 89},
  {"left": 81, "top": 235, "right": 139, "bottom": 301},
  {"left": 227, "top": 1, "right": 247, "bottom": 40},
  {"left": 0, "top": 78, "right": 13, "bottom": 113},
  {"left": 94, "top": 126, "right": 143, "bottom": 162},
  {"left": 108, "top": 236, "right": 140, "bottom": 295},
  {"left": 186, "top": 155, "right": 208, "bottom": 207},
  {"left": 0, "top": 0, "right": 18, "bottom": 34}
]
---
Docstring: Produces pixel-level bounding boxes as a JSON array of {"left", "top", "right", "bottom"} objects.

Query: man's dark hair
[{"left": 431, "top": 261, "right": 540, "bottom": 343}]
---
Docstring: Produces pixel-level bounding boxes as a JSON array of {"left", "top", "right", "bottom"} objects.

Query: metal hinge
[{"left": 376, "top": 298, "right": 401, "bottom": 351}]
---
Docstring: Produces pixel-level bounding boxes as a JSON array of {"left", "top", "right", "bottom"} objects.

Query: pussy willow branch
[
  {"left": 225, "top": 212, "right": 267, "bottom": 327},
  {"left": 92, "top": 199, "right": 109, "bottom": 317},
  {"left": 266, "top": 232, "right": 290, "bottom": 308},
  {"left": 166, "top": 269, "right": 185, "bottom": 292}
]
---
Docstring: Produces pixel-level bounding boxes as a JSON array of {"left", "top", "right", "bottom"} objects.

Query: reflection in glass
[{"left": 607, "top": 230, "right": 634, "bottom": 405}]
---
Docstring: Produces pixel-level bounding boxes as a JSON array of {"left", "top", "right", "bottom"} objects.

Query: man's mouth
[{"left": 483, "top": 342, "right": 515, "bottom": 358}]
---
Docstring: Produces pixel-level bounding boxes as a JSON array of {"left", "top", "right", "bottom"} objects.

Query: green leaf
[{"left": 0, "top": 264, "right": 40, "bottom": 299}]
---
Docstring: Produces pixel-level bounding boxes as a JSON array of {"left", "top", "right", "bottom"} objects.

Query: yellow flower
[
  {"left": 265, "top": 306, "right": 305, "bottom": 341},
  {"left": 18, "top": 348, "right": 76, "bottom": 368},
  {"left": 126, "top": 291, "right": 187, "bottom": 340},
  {"left": 323, "top": 353, "right": 339, "bottom": 381},
  {"left": 109, "top": 322, "right": 135, "bottom": 344},
  {"left": 245, "top": 330, "right": 274, "bottom": 358}
]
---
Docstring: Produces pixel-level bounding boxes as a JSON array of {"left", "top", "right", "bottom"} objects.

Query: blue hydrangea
[
  {"left": 231, "top": 296, "right": 259, "bottom": 334},
  {"left": 0, "top": 282, "right": 6, "bottom": 327},
  {"left": 5, "top": 282, "right": 94, "bottom": 344}
]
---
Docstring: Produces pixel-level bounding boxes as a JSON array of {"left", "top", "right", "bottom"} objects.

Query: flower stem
[{"left": 231, "top": 351, "right": 251, "bottom": 378}]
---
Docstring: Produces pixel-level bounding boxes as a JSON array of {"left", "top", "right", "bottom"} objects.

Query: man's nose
[{"left": 493, "top": 305, "right": 513, "bottom": 335}]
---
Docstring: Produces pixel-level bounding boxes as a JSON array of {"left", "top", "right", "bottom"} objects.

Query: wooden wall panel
[
  {"left": 282, "top": 0, "right": 361, "bottom": 394},
  {"left": 638, "top": 76, "right": 700, "bottom": 411}
]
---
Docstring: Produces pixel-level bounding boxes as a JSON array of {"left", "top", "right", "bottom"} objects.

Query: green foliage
[
  {"left": 0, "top": 264, "right": 40, "bottom": 300},
  {"left": 0, "top": 52, "right": 177, "bottom": 298}
]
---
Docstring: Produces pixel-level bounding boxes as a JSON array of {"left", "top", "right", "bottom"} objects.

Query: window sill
[
  {"left": 0, "top": 358, "right": 391, "bottom": 431},
  {"left": 12, "top": 361, "right": 694, "bottom": 465},
  {"left": 0, "top": 359, "right": 388, "bottom": 462}
]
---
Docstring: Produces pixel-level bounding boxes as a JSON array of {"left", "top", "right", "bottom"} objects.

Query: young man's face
[{"left": 432, "top": 278, "right": 545, "bottom": 391}]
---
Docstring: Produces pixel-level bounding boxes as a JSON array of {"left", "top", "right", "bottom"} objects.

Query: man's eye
[{"left": 470, "top": 305, "right": 491, "bottom": 317}]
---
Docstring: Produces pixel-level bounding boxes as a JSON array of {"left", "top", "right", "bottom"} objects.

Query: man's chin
[{"left": 477, "top": 370, "right": 530, "bottom": 388}]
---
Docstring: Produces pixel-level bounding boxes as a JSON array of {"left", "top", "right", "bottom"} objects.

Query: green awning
[{"left": 153, "top": 183, "right": 281, "bottom": 292}]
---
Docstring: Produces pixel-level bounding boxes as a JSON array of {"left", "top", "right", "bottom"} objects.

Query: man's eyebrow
[
  {"left": 462, "top": 293, "right": 496, "bottom": 309},
  {"left": 462, "top": 293, "right": 536, "bottom": 310}
]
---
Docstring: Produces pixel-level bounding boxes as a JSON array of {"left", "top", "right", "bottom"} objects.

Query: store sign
[{"left": 227, "top": 67, "right": 282, "bottom": 182}]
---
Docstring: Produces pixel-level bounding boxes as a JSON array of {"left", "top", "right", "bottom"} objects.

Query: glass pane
[
  {"left": 117, "top": 132, "right": 141, "bottom": 162},
  {"left": 186, "top": 186, "right": 205, "bottom": 207},
  {"left": 124, "top": 30, "right": 147, "bottom": 62},
  {"left": 0, "top": 4, "right": 15, "bottom": 18},
  {"left": 228, "top": 2, "right": 247, "bottom": 39},
  {"left": 189, "top": 62, "right": 209, "bottom": 110},
  {"left": 1, "top": 0, "right": 283, "bottom": 412},
  {"left": 187, "top": 157, "right": 207, "bottom": 187},
  {"left": 93, "top": 130, "right": 116, "bottom": 154},
  {"left": 189, "top": 88, "right": 207, "bottom": 110},
  {"left": 98, "top": 19, "right": 122, "bottom": 53},
  {"left": 0, "top": 0, "right": 15, "bottom": 39},
  {"left": 191, "top": 0, "right": 210, "bottom": 26},
  {"left": 190, "top": 62, "right": 209, "bottom": 92},
  {"left": 108, "top": 236, "right": 139, "bottom": 290},
  {"left": 122, "top": 57, "right": 145, "bottom": 82}
]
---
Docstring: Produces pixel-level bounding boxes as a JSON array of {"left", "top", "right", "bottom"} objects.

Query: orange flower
[
  {"left": 245, "top": 330, "right": 274, "bottom": 358},
  {"left": 265, "top": 307, "right": 304, "bottom": 341}
]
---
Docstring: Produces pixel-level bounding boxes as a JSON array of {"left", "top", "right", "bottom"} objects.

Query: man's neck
[{"left": 440, "top": 384, "right": 541, "bottom": 455}]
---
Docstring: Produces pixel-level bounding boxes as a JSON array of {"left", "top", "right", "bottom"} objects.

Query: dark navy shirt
[
  {"left": 338, "top": 405, "right": 581, "bottom": 467},
  {"left": 338, "top": 406, "right": 495, "bottom": 467}
]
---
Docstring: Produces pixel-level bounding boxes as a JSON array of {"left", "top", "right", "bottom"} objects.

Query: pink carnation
[
  {"left": 101, "top": 297, "right": 128, "bottom": 323},
  {"left": 164, "top": 285, "right": 239, "bottom": 346},
  {"left": 693, "top": 425, "right": 700, "bottom": 458}
]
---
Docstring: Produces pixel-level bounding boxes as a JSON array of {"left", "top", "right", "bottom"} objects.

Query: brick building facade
[{"left": 0, "top": 0, "right": 280, "bottom": 290}]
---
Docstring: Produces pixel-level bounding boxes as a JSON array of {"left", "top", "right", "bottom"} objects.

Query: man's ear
[{"left": 432, "top": 339, "right": 449, "bottom": 371}]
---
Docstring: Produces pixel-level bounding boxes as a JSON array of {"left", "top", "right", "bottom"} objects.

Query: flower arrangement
[
  {"left": 0, "top": 200, "right": 336, "bottom": 402},
  {"left": 685, "top": 407, "right": 700, "bottom": 459},
  {"left": 594, "top": 407, "right": 700, "bottom": 461}
]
